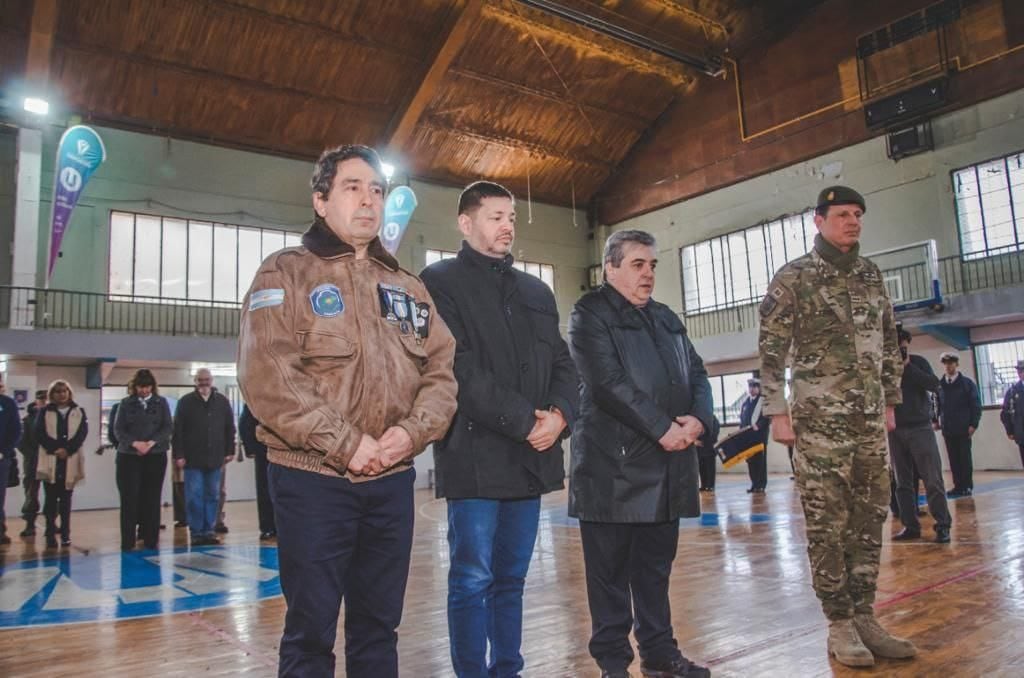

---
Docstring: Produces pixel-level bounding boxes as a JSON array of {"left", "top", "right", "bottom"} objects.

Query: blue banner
[
  {"left": 381, "top": 186, "right": 418, "bottom": 256},
  {"left": 48, "top": 125, "right": 106, "bottom": 280}
]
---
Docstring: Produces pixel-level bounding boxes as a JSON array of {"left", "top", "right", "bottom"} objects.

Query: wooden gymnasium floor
[{"left": 2, "top": 471, "right": 1023, "bottom": 677}]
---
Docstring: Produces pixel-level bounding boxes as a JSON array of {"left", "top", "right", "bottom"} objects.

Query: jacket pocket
[
  {"left": 298, "top": 330, "right": 357, "bottom": 360},
  {"left": 399, "top": 333, "right": 428, "bottom": 362}
]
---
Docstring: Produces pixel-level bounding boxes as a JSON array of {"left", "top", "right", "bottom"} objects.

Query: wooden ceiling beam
[
  {"left": 448, "top": 66, "right": 649, "bottom": 131},
  {"left": 486, "top": 3, "right": 693, "bottom": 86},
  {"left": 203, "top": 0, "right": 422, "bottom": 62},
  {"left": 418, "top": 118, "right": 614, "bottom": 171},
  {"left": 57, "top": 42, "right": 394, "bottom": 115},
  {"left": 388, "top": 0, "right": 484, "bottom": 152},
  {"left": 26, "top": 0, "right": 58, "bottom": 87}
]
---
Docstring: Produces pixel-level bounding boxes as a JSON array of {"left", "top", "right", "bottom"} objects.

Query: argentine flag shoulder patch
[{"left": 250, "top": 288, "right": 285, "bottom": 310}]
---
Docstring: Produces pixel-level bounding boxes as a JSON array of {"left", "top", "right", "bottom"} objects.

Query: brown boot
[
  {"left": 827, "top": 619, "right": 874, "bottom": 667},
  {"left": 853, "top": 613, "right": 918, "bottom": 659}
]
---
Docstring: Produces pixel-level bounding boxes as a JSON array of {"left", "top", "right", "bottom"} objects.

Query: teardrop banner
[
  {"left": 47, "top": 125, "right": 107, "bottom": 281},
  {"left": 381, "top": 185, "right": 418, "bottom": 256}
]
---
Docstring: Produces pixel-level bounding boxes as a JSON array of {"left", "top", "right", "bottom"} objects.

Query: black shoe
[
  {"left": 20, "top": 525, "right": 36, "bottom": 537},
  {"left": 962, "top": 488, "right": 973, "bottom": 496},
  {"left": 893, "top": 527, "right": 921, "bottom": 541},
  {"left": 214, "top": 524, "right": 229, "bottom": 534},
  {"left": 259, "top": 531, "right": 277, "bottom": 541},
  {"left": 159, "top": 524, "right": 167, "bottom": 530},
  {"left": 602, "top": 671, "right": 632, "bottom": 678},
  {"left": 46, "top": 536, "right": 58, "bottom": 548},
  {"left": 746, "top": 488, "right": 755, "bottom": 493},
  {"left": 641, "top": 656, "right": 710, "bottom": 678},
  {"left": 946, "top": 488, "right": 963, "bottom": 498},
  {"left": 935, "top": 526, "right": 951, "bottom": 543},
  {"left": 174, "top": 521, "right": 188, "bottom": 528}
]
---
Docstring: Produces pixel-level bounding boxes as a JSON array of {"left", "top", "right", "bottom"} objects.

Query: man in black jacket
[
  {"left": 1002, "top": 360, "right": 1024, "bottom": 469},
  {"left": 890, "top": 330, "right": 951, "bottom": 543},
  {"left": 173, "top": 368, "right": 236, "bottom": 546},
  {"left": 239, "top": 404, "right": 275, "bottom": 540},
  {"left": 568, "top": 229, "right": 714, "bottom": 678},
  {"left": 420, "top": 181, "right": 578, "bottom": 678},
  {"left": 18, "top": 390, "right": 47, "bottom": 537},
  {"left": 937, "top": 352, "right": 982, "bottom": 497}
]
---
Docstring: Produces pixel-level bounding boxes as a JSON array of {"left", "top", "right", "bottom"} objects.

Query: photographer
[{"left": 890, "top": 329, "right": 951, "bottom": 543}]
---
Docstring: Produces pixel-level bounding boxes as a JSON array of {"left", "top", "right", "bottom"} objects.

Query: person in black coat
[
  {"left": 173, "top": 368, "right": 236, "bottom": 546},
  {"left": 239, "top": 404, "right": 275, "bottom": 540},
  {"left": 568, "top": 229, "right": 714, "bottom": 678},
  {"left": 697, "top": 415, "right": 721, "bottom": 492},
  {"left": 420, "top": 181, "right": 578, "bottom": 678},
  {"left": 1002, "top": 360, "right": 1024, "bottom": 469},
  {"left": 739, "top": 378, "right": 770, "bottom": 492},
  {"left": 114, "top": 368, "right": 173, "bottom": 551},
  {"left": 0, "top": 377, "right": 22, "bottom": 546},
  {"left": 937, "top": 353, "right": 982, "bottom": 497}
]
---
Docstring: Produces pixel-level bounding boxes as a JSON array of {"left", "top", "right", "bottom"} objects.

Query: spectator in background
[
  {"left": 173, "top": 368, "right": 235, "bottom": 547},
  {"left": 1001, "top": 360, "right": 1024, "bottom": 469},
  {"left": 35, "top": 380, "right": 88, "bottom": 548},
  {"left": 889, "top": 330, "right": 950, "bottom": 543},
  {"left": 0, "top": 375, "right": 23, "bottom": 546},
  {"left": 739, "top": 378, "right": 770, "bottom": 493},
  {"left": 240, "top": 404, "right": 275, "bottom": 540},
  {"left": 115, "top": 369, "right": 172, "bottom": 551},
  {"left": 18, "top": 389, "right": 47, "bottom": 537},
  {"left": 698, "top": 416, "right": 721, "bottom": 493},
  {"left": 937, "top": 352, "right": 982, "bottom": 498}
]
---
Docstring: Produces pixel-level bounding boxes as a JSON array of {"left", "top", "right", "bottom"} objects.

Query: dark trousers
[
  {"left": 697, "top": 455, "right": 716, "bottom": 489},
  {"left": 889, "top": 427, "right": 950, "bottom": 531},
  {"left": 943, "top": 433, "right": 974, "bottom": 491},
  {"left": 0, "top": 456, "right": 10, "bottom": 537},
  {"left": 1018, "top": 443, "right": 1024, "bottom": 469},
  {"left": 270, "top": 464, "right": 415, "bottom": 678},
  {"left": 22, "top": 477, "right": 41, "bottom": 524},
  {"left": 254, "top": 452, "right": 276, "bottom": 534},
  {"left": 746, "top": 449, "right": 767, "bottom": 490},
  {"left": 172, "top": 480, "right": 186, "bottom": 524},
  {"left": 116, "top": 452, "right": 167, "bottom": 550},
  {"left": 579, "top": 520, "right": 682, "bottom": 672},
  {"left": 43, "top": 482, "right": 73, "bottom": 540}
]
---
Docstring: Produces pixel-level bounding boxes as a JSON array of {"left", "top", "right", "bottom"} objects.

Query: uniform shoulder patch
[
  {"left": 249, "top": 288, "right": 285, "bottom": 310},
  {"left": 759, "top": 284, "right": 788, "bottom": 318}
]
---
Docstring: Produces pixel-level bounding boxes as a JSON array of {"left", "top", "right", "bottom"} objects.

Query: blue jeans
[
  {"left": 447, "top": 497, "right": 541, "bottom": 678},
  {"left": 185, "top": 467, "right": 222, "bottom": 538}
]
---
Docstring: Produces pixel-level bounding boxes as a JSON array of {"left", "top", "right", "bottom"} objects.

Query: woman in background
[
  {"left": 35, "top": 379, "right": 88, "bottom": 548},
  {"left": 114, "top": 369, "right": 172, "bottom": 551}
]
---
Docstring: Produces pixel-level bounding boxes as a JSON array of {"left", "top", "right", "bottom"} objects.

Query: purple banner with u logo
[{"left": 48, "top": 125, "right": 107, "bottom": 280}]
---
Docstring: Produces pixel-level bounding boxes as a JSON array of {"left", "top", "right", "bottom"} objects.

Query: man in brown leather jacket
[{"left": 238, "top": 144, "right": 457, "bottom": 678}]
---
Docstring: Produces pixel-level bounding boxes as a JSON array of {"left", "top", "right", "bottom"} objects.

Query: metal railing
[
  {"left": 1, "top": 286, "right": 241, "bottom": 338},
  {"left": 682, "top": 247, "right": 1024, "bottom": 339}
]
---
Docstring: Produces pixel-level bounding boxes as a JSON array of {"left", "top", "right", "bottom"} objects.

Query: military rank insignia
[{"left": 309, "top": 283, "right": 344, "bottom": 317}]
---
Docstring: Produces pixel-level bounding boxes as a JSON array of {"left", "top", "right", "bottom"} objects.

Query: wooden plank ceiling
[{"left": 3, "top": 0, "right": 824, "bottom": 206}]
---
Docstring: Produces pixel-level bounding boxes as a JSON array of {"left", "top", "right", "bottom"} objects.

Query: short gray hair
[{"left": 603, "top": 229, "right": 656, "bottom": 267}]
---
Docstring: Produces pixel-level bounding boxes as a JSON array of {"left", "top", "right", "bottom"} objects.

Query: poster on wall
[{"left": 47, "top": 125, "right": 107, "bottom": 282}]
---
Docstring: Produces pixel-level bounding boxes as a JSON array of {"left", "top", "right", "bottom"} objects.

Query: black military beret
[{"left": 817, "top": 185, "right": 866, "bottom": 213}]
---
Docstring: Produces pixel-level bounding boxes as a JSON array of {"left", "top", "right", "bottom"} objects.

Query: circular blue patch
[
  {"left": 0, "top": 545, "right": 281, "bottom": 629},
  {"left": 309, "top": 283, "right": 344, "bottom": 317}
]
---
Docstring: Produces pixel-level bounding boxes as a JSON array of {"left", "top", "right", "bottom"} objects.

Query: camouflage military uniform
[{"left": 759, "top": 233, "right": 902, "bottom": 621}]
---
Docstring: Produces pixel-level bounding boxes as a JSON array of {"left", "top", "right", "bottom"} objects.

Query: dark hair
[
  {"left": 897, "top": 328, "right": 912, "bottom": 344},
  {"left": 311, "top": 145, "right": 385, "bottom": 199},
  {"left": 603, "top": 229, "right": 656, "bottom": 268},
  {"left": 129, "top": 368, "right": 159, "bottom": 396},
  {"left": 814, "top": 205, "right": 829, "bottom": 218},
  {"left": 458, "top": 181, "right": 514, "bottom": 216}
]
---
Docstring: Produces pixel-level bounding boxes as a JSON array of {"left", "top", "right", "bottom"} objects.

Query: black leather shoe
[
  {"left": 214, "top": 524, "right": 229, "bottom": 534},
  {"left": 935, "top": 526, "right": 951, "bottom": 543},
  {"left": 962, "top": 488, "right": 973, "bottom": 496},
  {"left": 893, "top": 528, "right": 921, "bottom": 541},
  {"left": 746, "top": 488, "right": 755, "bottom": 493},
  {"left": 946, "top": 488, "right": 962, "bottom": 498},
  {"left": 601, "top": 670, "right": 632, "bottom": 678},
  {"left": 20, "top": 525, "right": 36, "bottom": 537},
  {"left": 641, "top": 656, "right": 710, "bottom": 677},
  {"left": 259, "top": 531, "right": 277, "bottom": 541}
]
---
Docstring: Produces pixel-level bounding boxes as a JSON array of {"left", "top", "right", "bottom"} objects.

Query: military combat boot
[
  {"left": 827, "top": 619, "right": 874, "bottom": 667},
  {"left": 853, "top": 613, "right": 918, "bottom": 659}
]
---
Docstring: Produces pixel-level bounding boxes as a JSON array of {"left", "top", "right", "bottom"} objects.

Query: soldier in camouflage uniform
[{"left": 758, "top": 186, "right": 918, "bottom": 668}]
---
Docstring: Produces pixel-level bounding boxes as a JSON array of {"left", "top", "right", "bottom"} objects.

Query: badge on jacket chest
[
  {"left": 310, "top": 283, "right": 344, "bottom": 317},
  {"left": 378, "top": 283, "right": 430, "bottom": 340}
]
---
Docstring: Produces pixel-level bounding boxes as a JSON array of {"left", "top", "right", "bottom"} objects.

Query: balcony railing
[
  {"left": 1, "top": 286, "right": 241, "bottom": 338},
  {"left": 682, "top": 247, "right": 1024, "bottom": 340}
]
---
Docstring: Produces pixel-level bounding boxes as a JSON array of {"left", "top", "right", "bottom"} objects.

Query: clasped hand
[
  {"left": 346, "top": 427, "right": 414, "bottom": 476},
  {"left": 658, "top": 415, "right": 704, "bottom": 452}
]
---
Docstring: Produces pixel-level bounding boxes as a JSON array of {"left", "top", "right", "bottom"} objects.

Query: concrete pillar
[{"left": 10, "top": 128, "right": 43, "bottom": 329}]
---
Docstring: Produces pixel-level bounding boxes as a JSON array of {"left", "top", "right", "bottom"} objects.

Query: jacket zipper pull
[{"left": 621, "top": 445, "right": 626, "bottom": 456}]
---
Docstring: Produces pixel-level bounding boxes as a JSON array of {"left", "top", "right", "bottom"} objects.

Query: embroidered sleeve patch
[
  {"left": 249, "top": 288, "right": 285, "bottom": 310},
  {"left": 759, "top": 284, "right": 786, "bottom": 318}
]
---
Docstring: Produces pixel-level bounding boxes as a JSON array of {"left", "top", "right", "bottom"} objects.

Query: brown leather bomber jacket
[{"left": 237, "top": 219, "right": 458, "bottom": 482}]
